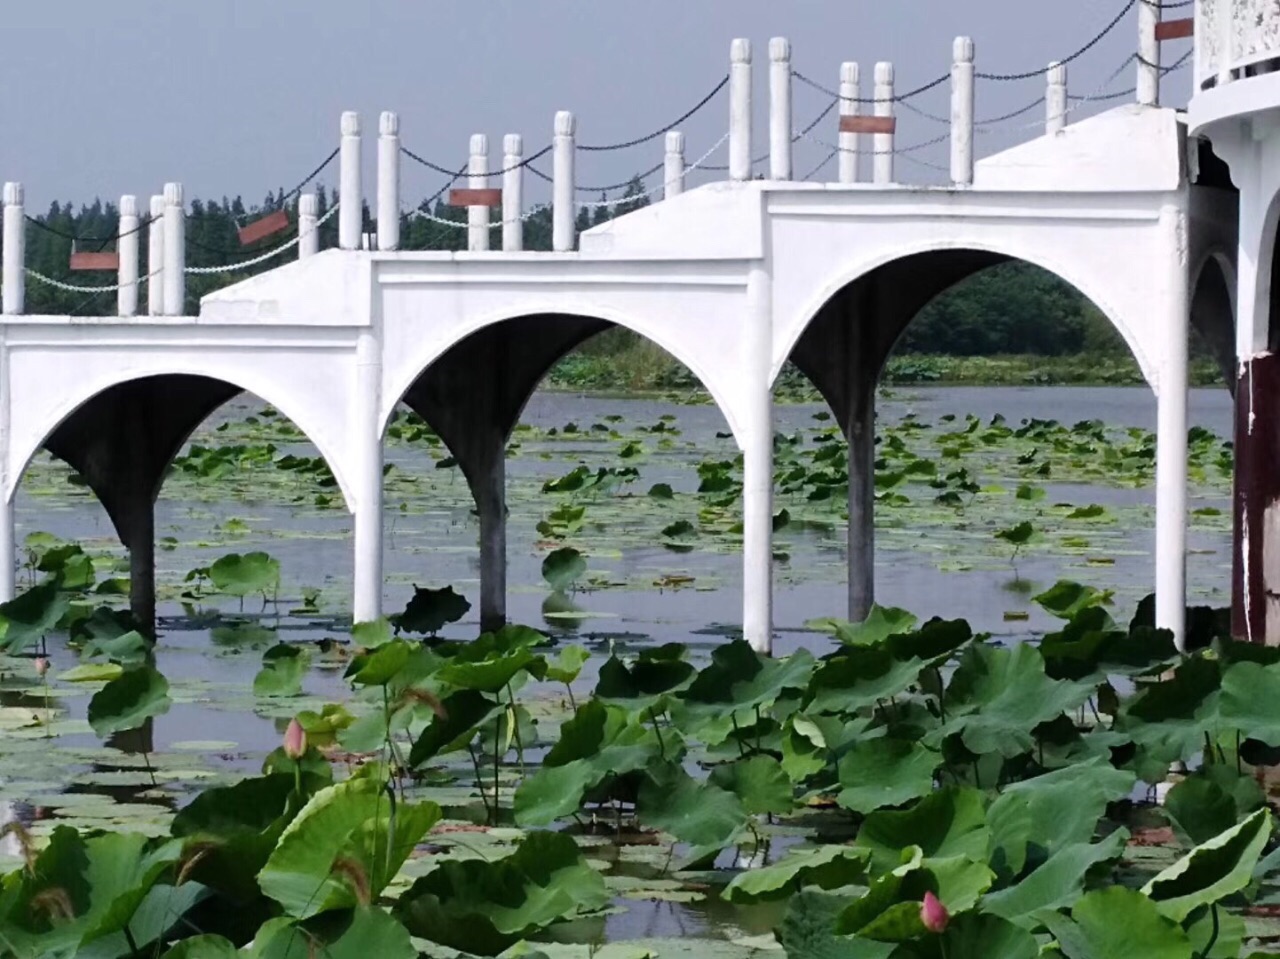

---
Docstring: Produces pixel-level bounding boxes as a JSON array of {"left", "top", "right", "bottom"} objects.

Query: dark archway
[
  {"left": 782, "top": 248, "right": 1198, "bottom": 626},
  {"left": 390, "top": 313, "right": 736, "bottom": 634},
  {"left": 22, "top": 375, "right": 349, "bottom": 633}
]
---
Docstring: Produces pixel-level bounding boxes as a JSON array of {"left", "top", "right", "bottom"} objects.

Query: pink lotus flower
[
  {"left": 920, "top": 891, "right": 949, "bottom": 933},
  {"left": 34, "top": 657, "right": 49, "bottom": 678},
  {"left": 283, "top": 718, "right": 307, "bottom": 759}
]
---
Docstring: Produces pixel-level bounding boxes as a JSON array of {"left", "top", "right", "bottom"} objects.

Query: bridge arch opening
[
  {"left": 13, "top": 373, "right": 354, "bottom": 636},
  {"left": 779, "top": 247, "right": 1218, "bottom": 633},
  {"left": 384, "top": 312, "right": 743, "bottom": 641}
]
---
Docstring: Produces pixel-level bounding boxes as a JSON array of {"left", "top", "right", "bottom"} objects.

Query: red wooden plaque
[
  {"left": 449, "top": 188, "right": 503, "bottom": 207},
  {"left": 69, "top": 251, "right": 120, "bottom": 271},
  {"left": 839, "top": 115, "right": 897, "bottom": 135},
  {"left": 238, "top": 209, "right": 290, "bottom": 246},
  {"left": 1155, "top": 19, "right": 1194, "bottom": 41}
]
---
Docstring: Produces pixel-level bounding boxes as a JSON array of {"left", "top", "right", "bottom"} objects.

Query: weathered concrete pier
[{"left": 1, "top": 2, "right": 1261, "bottom": 650}]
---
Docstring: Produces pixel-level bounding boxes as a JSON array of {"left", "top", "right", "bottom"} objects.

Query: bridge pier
[{"left": 400, "top": 316, "right": 609, "bottom": 633}]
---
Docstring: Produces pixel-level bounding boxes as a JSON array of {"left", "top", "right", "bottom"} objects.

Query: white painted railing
[{"left": 1197, "top": 0, "right": 1280, "bottom": 90}]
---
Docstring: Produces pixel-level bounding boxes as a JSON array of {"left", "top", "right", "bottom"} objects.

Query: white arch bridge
[{"left": 0, "top": 20, "right": 1238, "bottom": 652}]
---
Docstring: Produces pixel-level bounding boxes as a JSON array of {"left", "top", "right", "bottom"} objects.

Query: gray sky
[{"left": 0, "top": 1, "right": 1193, "bottom": 210}]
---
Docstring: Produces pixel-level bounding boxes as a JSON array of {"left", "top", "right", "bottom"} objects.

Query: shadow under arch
[
  {"left": 385, "top": 311, "right": 740, "bottom": 631},
  {"left": 15, "top": 372, "right": 356, "bottom": 632},
  {"left": 776, "top": 241, "right": 1159, "bottom": 399},
  {"left": 780, "top": 245, "right": 1183, "bottom": 626},
  {"left": 1191, "top": 252, "right": 1238, "bottom": 388}
]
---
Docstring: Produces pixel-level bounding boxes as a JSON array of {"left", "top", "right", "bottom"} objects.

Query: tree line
[{"left": 6, "top": 176, "right": 1127, "bottom": 358}]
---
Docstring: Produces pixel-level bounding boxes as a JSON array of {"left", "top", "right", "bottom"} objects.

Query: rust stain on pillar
[{"left": 1234, "top": 352, "right": 1280, "bottom": 644}]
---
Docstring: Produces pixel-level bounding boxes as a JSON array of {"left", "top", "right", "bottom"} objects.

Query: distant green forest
[{"left": 8, "top": 175, "right": 1168, "bottom": 368}]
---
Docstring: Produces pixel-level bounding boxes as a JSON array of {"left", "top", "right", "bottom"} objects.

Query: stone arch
[
  {"left": 776, "top": 240, "right": 1160, "bottom": 395},
  {"left": 381, "top": 306, "right": 748, "bottom": 450},
  {"left": 13, "top": 367, "right": 355, "bottom": 511},
  {"left": 382, "top": 310, "right": 742, "bottom": 632}
]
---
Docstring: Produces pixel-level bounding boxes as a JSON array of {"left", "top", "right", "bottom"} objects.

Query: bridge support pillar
[
  {"left": 0, "top": 496, "right": 14, "bottom": 604},
  {"left": 123, "top": 494, "right": 157, "bottom": 638},
  {"left": 743, "top": 266, "right": 774, "bottom": 653},
  {"left": 353, "top": 331, "right": 384, "bottom": 625},
  {"left": 1155, "top": 202, "right": 1189, "bottom": 650},
  {"left": 476, "top": 447, "right": 508, "bottom": 633},
  {"left": 846, "top": 320, "right": 877, "bottom": 622}
]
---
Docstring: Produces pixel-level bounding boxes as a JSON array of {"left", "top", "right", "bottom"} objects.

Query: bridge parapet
[{"left": 1196, "top": 0, "right": 1280, "bottom": 92}]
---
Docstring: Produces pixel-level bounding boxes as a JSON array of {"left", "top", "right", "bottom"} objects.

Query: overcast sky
[{"left": 0, "top": 1, "right": 1194, "bottom": 210}]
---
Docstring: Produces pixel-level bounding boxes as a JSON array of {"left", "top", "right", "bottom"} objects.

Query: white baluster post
[
  {"left": 730, "top": 39, "right": 753, "bottom": 182},
  {"left": 162, "top": 182, "right": 185, "bottom": 317},
  {"left": 553, "top": 111, "right": 576, "bottom": 253},
  {"left": 839, "top": 62, "right": 861, "bottom": 184},
  {"left": 468, "top": 133, "right": 490, "bottom": 253},
  {"left": 874, "top": 62, "right": 895, "bottom": 185},
  {"left": 339, "top": 111, "right": 362, "bottom": 251},
  {"left": 1046, "top": 61, "right": 1068, "bottom": 135},
  {"left": 951, "top": 37, "right": 975, "bottom": 187},
  {"left": 117, "top": 195, "right": 139, "bottom": 317},
  {"left": 769, "top": 37, "right": 792, "bottom": 181},
  {"left": 377, "top": 112, "right": 400, "bottom": 252},
  {"left": 299, "top": 194, "right": 319, "bottom": 259},
  {"left": 1138, "top": 0, "right": 1160, "bottom": 106},
  {"left": 664, "top": 131, "right": 686, "bottom": 200},
  {"left": 2, "top": 183, "right": 24, "bottom": 315},
  {"left": 147, "top": 195, "right": 164, "bottom": 316},
  {"left": 503, "top": 134, "right": 524, "bottom": 252}
]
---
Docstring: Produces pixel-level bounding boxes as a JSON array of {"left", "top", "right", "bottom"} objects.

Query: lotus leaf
[
  {"left": 209, "top": 551, "right": 280, "bottom": 598},
  {"left": 254, "top": 643, "right": 308, "bottom": 697},
  {"left": 1141, "top": 808, "right": 1272, "bottom": 922},
  {"left": 541, "top": 547, "right": 587, "bottom": 591},
  {"left": 722, "top": 844, "right": 870, "bottom": 904},
  {"left": 396, "top": 585, "right": 470, "bottom": 635},
  {"left": 258, "top": 778, "right": 440, "bottom": 919},
  {"left": 395, "top": 831, "right": 608, "bottom": 955},
  {"left": 87, "top": 665, "right": 171, "bottom": 737},
  {"left": 836, "top": 738, "right": 939, "bottom": 814},
  {"left": 0, "top": 580, "right": 71, "bottom": 654},
  {"left": 1041, "top": 886, "right": 1194, "bottom": 959}
]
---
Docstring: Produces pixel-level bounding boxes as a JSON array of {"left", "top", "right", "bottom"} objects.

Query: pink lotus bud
[
  {"left": 920, "top": 891, "right": 949, "bottom": 933},
  {"left": 34, "top": 657, "right": 49, "bottom": 678},
  {"left": 283, "top": 718, "right": 307, "bottom": 759}
]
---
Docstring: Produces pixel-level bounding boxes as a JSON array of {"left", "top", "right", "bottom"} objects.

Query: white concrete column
[
  {"left": 468, "top": 134, "right": 490, "bottom": 253},
  {"left": 1155, "top": 202, "right": 1189, "bottom": 649},
  {"left": 352, "top": 331, "right": 384, "bottom": 624},
  {"left": 553, "top": 111, "right": 576, "bottom": 253},
  {"left": 162, "top": 182, "right": 185, "bottom": 317},
  {"left": 147, "top": 196, "right": 164, "bottom": 316},
  {"left": 0, "top": 495, "right": 12, "bottom": 603},
  {"left": 339, "top": 111, "right": 362, "bottom": 251},
  {"left": 1046, "top": 61, "right": 1068, "bottom": 135},
  {"left": 2, "top": 183, "right": 24, "bottom": 316},
  {"left": 377, "top": 112, "right": 400, "bottom": 252},
  {"left": 664, "top": 131, "right": 686, "bottom": 200},
  {"left": 950, "top": 37, "right": 975, "bottom": 187},
  {"left": 503, "top": 134, "right": 524, "bottom": 252},
  {"left": 298, "top": 194, "right": 320, "bottom": 259},
  {"left": 874, "top": 62, "right": 895, "bottom": 185},
  {"left": 117, "top": 195, "right": 139, "bottom": 317},
  {"left": 1138, "top": 0, "right": 1161, "bottom": 107},
  {"left": 730, "top": 39, "right": 754, "bottom": 182},
  {"left": 769, "top": 37, "right": 793, "bottom": 181},
  {"left": 839, "top": 62, "right": 861, "bottom": 184},
  {"left": 743, "top": 265, "right": 774, "bottom": 653}
]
